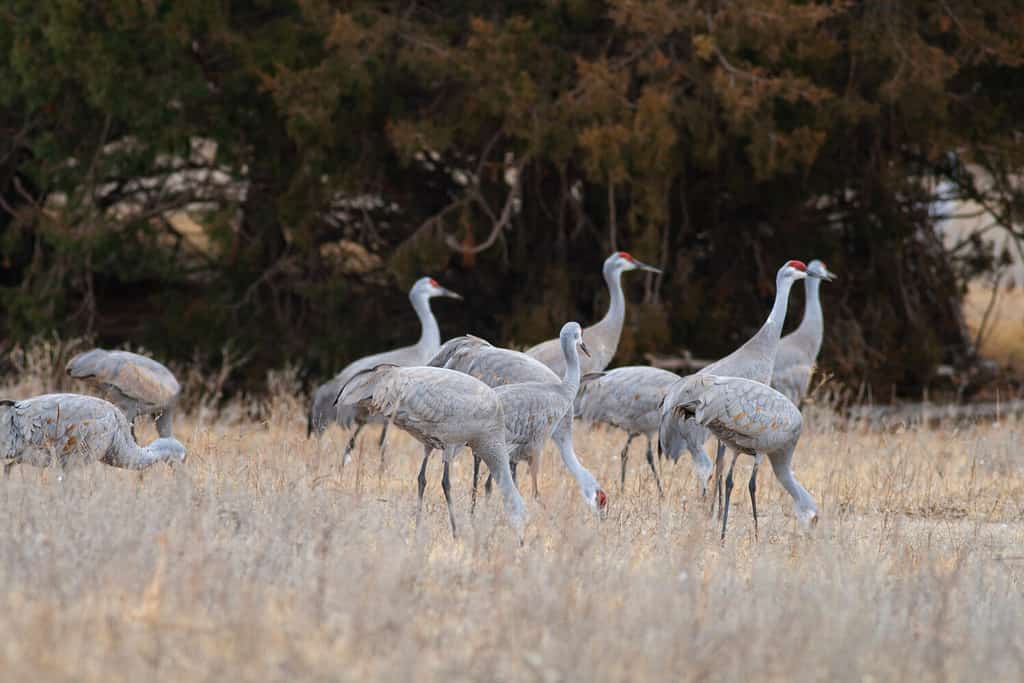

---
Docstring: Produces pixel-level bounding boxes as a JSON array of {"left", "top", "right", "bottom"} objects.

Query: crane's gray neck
[
  {"left": 560, "top": 334, "right": 581, "bottom": 392},
  {"left": 108, "top": 430, "right": 180, "bottom": 470},
  {"left": 155, "top": 407, "right": 174, "bottom": 438},
  {"left": 411, "top": 291, "right": 441, "bottom": 357},
  {"left": 752, "top": 273, "right": 797, "bottom": 350},
  {"left": 769, "top": 450, "right": 817, "bottom": 519},
  {"left": 594, "top": 264, "right": 626, "bottom": 347},
  {"left": 551, "top": 417, "right": 601, "bottom": 505},
  {"left": 794, "top": 277, "right": 824, "bottom": 355}
]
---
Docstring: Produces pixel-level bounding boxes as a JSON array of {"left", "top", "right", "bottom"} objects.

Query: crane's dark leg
[
  {"left": 749, "top": 454, "right": 762, "bottom": 539},
  {"left": 710, "top": 440, "right": 726, "bottom": 518},
  {"left": 619, "top": 433, "right": 636, "bottom": 491},
  {"left": 378, "top": 422, "right": 390, "bottom": 471},
  {"left": 644, "top": 434, "right": 663, "bottom": 497},
  {"left": 341, "top": 423, "right": 365, "bottom": 466},
  {"left": 484, "top": 472, "right": 493, "bottom": 497},
  {"left": 510, "top": 460, "right": 518, "bottom": 484},
  {"left": 442, "top": 458, "right": 457, "bottom": 538},
  {"left": 471, "top": 455, "right": 481, "bottom": 514},
  {"left": 416, "top": 447, "right": 431, "bottom": 528},
  {"left": 3, "top": 461, "right": 14, "bottom": 478},
  {"left": 720, "top": 451, "right": 741, "bottom": 542}
]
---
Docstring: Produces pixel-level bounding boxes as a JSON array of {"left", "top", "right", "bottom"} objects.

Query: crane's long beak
[
  {"left": 822, "top": 269, "right": 837, "bottom": 282},
  {"left": 634, "top": 259, "right": 663, "bottom": 274},
  {"left": 440, "top": 287, "right": 463, "bottom": 300},
  {"left": 579, "top": 340, "right": 591, "bottom": 358}
]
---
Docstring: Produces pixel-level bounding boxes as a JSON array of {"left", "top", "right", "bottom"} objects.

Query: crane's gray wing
[
  {"left": 335, "top": 365, "right": 403, "bottom": 414},
  {"left": 467, "top": 349, "right": 560, "bottom": 387},
  {"left": 67, "top": 349, "right": 180, "bottom": 407},
  {"left": 4, "top": 394, "right": 127, "bottom": 466},
  {"left": 576, "top": 367, "right": 676, "bottom": 430},
  {"left": 770, "top": 361, "right": 813, "bottom": 406},
  {"left": 524, "top": 337, "right": 566, "bottom": 376},
  {"left": 692, "top": 378, "right": 802, "bottom": 453},
  {"left": 427, "top": 335, "right": 492, "bottom": 369},
  {"left": 494, "top": 383, "right": 570, "bottom": 450}
]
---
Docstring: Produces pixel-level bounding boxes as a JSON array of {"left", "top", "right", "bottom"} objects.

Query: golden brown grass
[
  {"left": 1, "top": 353, "right": 1023, "bottom": 680},
  {"left": 963, "top": 282, "right": 1024, "bottom": 371}
]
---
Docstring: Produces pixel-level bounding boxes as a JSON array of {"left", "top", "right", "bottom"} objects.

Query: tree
[{"left": 2, "top": 0, "right": 1023, "bottom": 397}]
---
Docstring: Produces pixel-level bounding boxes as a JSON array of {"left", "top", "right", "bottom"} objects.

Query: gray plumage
[
  {"left": 664, "top": 374, "right": 817, "bottom": 539},
  {"left": 66, "top": 349, "right": 180, "bottom": 438},
  {"left": 307, "top": 277, "right": 461, "bottom": 463},
  {"left": 575, "top": 366, "right": 702, "bottom": 494},
  {"left": 659, "top": 261, "right": 814, "bottom": 497},
  {"left": 0, "top": 393, "right": 186, "bottom": 472},
  {"left": 335, "top": 365, "right": 525, "bottom": 535},
  {"left": 771, "top": 260, "right": 836, "bottom": 405},
  {"left": 428, "top": 332, "right": 606, "bottom": 511},
  {"left": 526, "top": 252, "right": 661, "bottom": 376}
]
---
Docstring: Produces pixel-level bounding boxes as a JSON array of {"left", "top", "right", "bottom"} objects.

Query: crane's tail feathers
[
  {"left": 335, "top": 364, "right": 401, "bottom": 410},
  {"left": 427, "top": 335, "right": 492, "bottom": 368}
]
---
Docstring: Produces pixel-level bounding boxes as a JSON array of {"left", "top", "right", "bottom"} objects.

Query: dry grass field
[
  {"left": 964, "top": 282, "right": 1024, "bottom": 372},
  {"left": 1, "top": 361, "right": 1023, "bottom": 681}
]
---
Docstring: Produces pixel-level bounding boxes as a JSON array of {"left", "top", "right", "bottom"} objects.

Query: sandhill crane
[
  {"left": 576, "top": 367, "right": 714, "bottom": 496},
  {"left": 66, "top": 349, "right": 181, "bottom": 438},
  {"left": 771, "top": 260, "right": 836, "bottom": 405},
  {"left": 428, "top": 334, "right": 607, "bottom": 512},
  {"left": 660, "top": 260, "right": 821, "bottom": 510},
  {"left": 0, "top": 393, "right": 186, "bottom": 474},
  {"left": 334, "top": 365, "right": 525, "bottom": 537},
  {"left": 663, "top": 374, "right": 817, "bottom": 540},
  {"left": 526, "top": 252, "right": 661, "bottom": 376},
  {"left": 308, "top": 277, "right": 462, "bottom": 464},
  {"left": 492, "top": 323, "right": 604, "bottom": 507}
]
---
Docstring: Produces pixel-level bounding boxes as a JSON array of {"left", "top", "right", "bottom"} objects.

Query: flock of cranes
[{"left": 0, "top": 251, "right": 834, "bottom": 542}]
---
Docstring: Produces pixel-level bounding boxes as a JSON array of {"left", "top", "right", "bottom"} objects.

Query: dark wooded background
[{"left": 3, "top": 1, "right": 1023, "bottom": 397}]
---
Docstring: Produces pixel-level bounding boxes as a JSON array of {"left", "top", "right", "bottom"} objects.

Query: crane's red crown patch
[{"left": 786, "top": 260, "right": 807, "bottom": 271}]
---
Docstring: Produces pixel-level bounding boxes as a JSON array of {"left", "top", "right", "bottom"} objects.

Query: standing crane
[
  {"left": 526, "top": 252, "right": 661, "bottom": 376},
  {"left": 1, "top": 394, "right": 187, "bottom": 474},
  {"left": 334, "top": 365, "right": 525, "bottom": 538},
  {"left": 575, "top": 366, "right": 712, "bottom": 496},
  {"left": 660, "top": 260, "right": 824, "bottom": 512},
  {"left": 771, "top": 260, "right": 836, "bottom": 405},
  {"left": 66, "top": 349, "right": 181, "bottom": 439},
  {"left": 662, "top": 374, "right": 817, "bottom": 540},
  {"left": 428, "top": 334, "right": 607, "bottom": 512},
  {"left": 308, "top": 277, "right": 462, "bottom": 464}
]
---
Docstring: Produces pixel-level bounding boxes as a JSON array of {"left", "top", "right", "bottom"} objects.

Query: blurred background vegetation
[{"left": 2, "top": 1, "right": 1024, "bottom": 398}]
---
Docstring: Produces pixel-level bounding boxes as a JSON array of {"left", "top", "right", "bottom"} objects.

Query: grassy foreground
[{"left": 0, "top": 376, "right": 1021, "bottom": 682}]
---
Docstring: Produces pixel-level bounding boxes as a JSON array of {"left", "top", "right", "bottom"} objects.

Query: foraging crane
[
  {"left": 575, "top": 366, "right": 713, "bottom": 496},
  {"left": 660, "top": 260, "right": 821, "bottom": 509},
  {"left": 771, "top": 260, "right": 837, "bottom": 405},
  {"left": 334, "top": 365, "right": 525, "bottom": 537},
  {"left": 0, "top": 393, "right": 187, "bottom": 474},
  {"left": 308, "top": 277, "right": 462, "bottom": 463},
  {"left": 526, "top": 252, "right": 661, "bottom": 376},
  {"left": 428, "top": 334, "right": 607, "bottom": 512},
  {"left": 66, "top": 349, "right": 181, "bottom": 438},
  {"left": 662, "top": 374, "right": 817, "bottom": 540},
  {"left": 492, "top": 323, "right": 605, "bottom": 510}
]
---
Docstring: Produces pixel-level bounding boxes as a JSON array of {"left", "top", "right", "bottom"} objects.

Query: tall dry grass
[{"left": 0, "top": 346, "right": 1022, "bottom": 681}]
